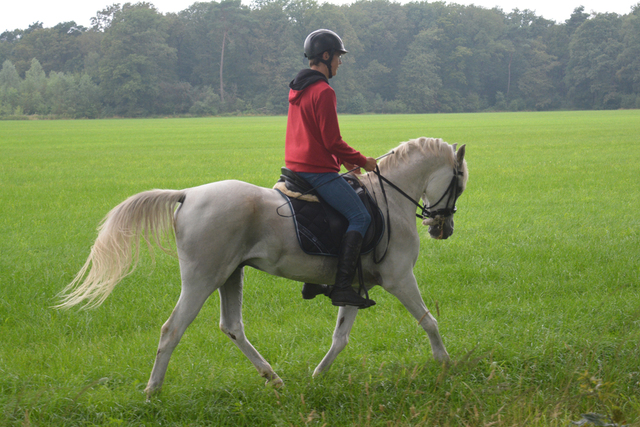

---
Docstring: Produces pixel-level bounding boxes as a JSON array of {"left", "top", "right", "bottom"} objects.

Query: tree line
[{"left": 1, "top": 0, "right": 639, "bottom": 118}]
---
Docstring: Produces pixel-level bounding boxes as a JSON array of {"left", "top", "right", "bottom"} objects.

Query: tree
[
  {"left": 9, "top": 22, "right": 87, "bottom": 76},
  {"left": 566, "top": 13, "right": 624, "bottom": 109},
  {"left": 0, "top": 30, "right": 20, "bottom": 66},
  {"left": 0, "top": 60, "right": 21, "bottom": 114},
  {"left": 461, "top": 6, "right": 511, "bottom": 106},
  {"left": 74, "top": 74, "right": 102, "bottom": 118},
  {"left": 397, "top": 29, "right": 442, "bottom": 113},
  {"left": 91, "top": 3, "right": 122, "bottom": 31},
  {"left": 358, "top": 59, "right": 391, "bottom": 106},
  {"left": 616, "top": 8, "right": 640, "bottom": 104},
  {"left": 188, "top": 85, "right": 220, "bottom": 115},
  {"left": 214, "top": 0, "right": 251, "bottom": 102},
  {"left": 174, "top": 0, "right": 252, "bottom": 108},
  {"left": 245, "top": 0, "right": 307, "bottom": 114},
  {"left": 47, "top": 71, "right": 75, "bottom": 115},
  {"left": 345, "top": 0, "right": 409, "bottom": 102},
  {"left": 0, "top": 60, "right": 20, "bottom": 88},
  {"left": 99, "top": 2, "right": 177, "bottom": 115},
  {"left": 20, "top": 58, "right": 47, "bottom": 114},
  {"left": 0, "top": 0, "right": 638, "bottom": 116},
  {"left": 517, "top": 39, "right": 560, "bottom": 109},
  {"left": 501, "top": 8, "right": 555, "bottom": 106}
]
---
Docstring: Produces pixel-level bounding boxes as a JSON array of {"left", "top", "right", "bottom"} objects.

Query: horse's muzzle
[{"left": 424, "top": 216, "right": 454, "bottom": 240}]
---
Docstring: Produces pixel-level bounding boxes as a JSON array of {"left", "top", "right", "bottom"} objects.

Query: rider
[{"left": 285, "top": 29, "right": 377, "bottom": 309}]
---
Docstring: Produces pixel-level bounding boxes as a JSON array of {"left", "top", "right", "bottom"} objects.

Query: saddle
[{"left": 274, "top": 168, "right": 384, "bottom": 256}]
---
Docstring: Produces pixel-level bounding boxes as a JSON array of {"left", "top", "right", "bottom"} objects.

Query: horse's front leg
[
  {"left": 313, "top": 305, "right": 359, "bottom": 376},
  {"left": 383, "top": 273, "right": 450, "bottom": 364},
  {"left": 218, "top": 268, "right": 283, "bottom": 387}
]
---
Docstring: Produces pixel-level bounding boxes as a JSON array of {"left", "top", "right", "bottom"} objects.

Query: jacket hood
[
  {"left": 289, "top": 69, "right": 328, "bottom": 91},
  {"left": 289, "top": 69, "right": 328, "bottom": 105}
]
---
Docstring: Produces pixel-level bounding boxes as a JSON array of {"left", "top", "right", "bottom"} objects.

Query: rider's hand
[
  {"left": 363, "top": 157, "right": 377, "bottom": 172},
  {"left": 343, "top": 161, "right": 361, "bottom": 174}
]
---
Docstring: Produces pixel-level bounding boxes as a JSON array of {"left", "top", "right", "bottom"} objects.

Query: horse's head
[{"left": 422, "top": 144, "right": 467, "bottom": 240}]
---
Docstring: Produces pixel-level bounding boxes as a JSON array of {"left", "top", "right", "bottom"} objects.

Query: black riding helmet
[{"left": 304, "top": 29, "right": 348, "bottom": 78}]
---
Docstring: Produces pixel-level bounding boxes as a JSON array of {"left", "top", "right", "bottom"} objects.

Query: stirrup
[{"left": 330, "top": 286, "right": 376, "bottom": 309}]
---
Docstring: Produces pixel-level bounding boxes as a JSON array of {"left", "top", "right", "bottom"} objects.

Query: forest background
[{"left": 1, "top": 0, "right": 639, "bottom": 118}]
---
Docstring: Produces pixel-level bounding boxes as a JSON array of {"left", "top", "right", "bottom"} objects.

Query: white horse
[{"left": 58, "top": 137, "right": 468, "bottom": 397}]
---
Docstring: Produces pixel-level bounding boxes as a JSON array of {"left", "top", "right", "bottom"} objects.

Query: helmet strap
[{"left": 321, "top": 51, "right": 335, "bottom": 79}]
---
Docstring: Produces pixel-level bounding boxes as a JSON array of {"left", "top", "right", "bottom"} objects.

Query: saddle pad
[
  {"left": 276, "top": 189, "right": 385, "bottom": 257},
  {"left": 273, "top": 181, "right": 319, "bottom": 202}
]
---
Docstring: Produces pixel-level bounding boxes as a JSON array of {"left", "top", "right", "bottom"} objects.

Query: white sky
[{"left": 2, "top": 0, "right": 638, "bottom": 33}]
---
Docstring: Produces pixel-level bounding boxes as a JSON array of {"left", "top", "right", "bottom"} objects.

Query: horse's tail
[{"left": 56, "top": 189, "right": 187, "bottom": 309}]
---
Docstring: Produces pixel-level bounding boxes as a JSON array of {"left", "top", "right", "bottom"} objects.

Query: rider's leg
[
  {"left": 298, "top": 173, "right": 375, "bottom": 308},
  {"left": 330, "top": 229, "right": 375, "bottom": 308}
]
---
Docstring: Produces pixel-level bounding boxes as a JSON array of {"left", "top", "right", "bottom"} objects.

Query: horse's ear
[{"left": 456, "top": 144, "right": 466, "bottom": 166}]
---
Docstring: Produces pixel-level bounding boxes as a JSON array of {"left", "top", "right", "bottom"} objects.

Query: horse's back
[
  {"left": 174, "top": 180, "right": 291, "bottom": 260},
  {"left": 177, "top": 179, "right": 282, "bottom": 225},
  {"left": 174, "top": 179, "right": 332, "bottom": 283}
]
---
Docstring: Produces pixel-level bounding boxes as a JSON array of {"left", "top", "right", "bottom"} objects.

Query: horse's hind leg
[
  {"left": 313, "top": 305, "right": 359, "bottom": 376},
  {"left": 145, "top": 271, "right": 219, "bottom": 397},
  {"left": 218, "top": 268, "right": 283, "bottom": 387}
]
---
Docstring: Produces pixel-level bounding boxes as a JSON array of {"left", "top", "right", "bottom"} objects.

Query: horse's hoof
[
  {"left": 435, "top": 353, "right": 451, "bottom": 367},
  {"left": 312, "top": 365, "right": 328, "bottom": 377},
  {"left": 144, "top": 384, "right": 162, "bottom": 401},
  {"left": 266, "top": 377, "right": 284, "bottom": 388}
]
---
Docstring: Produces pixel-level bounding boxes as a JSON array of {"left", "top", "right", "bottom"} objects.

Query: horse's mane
[{"left": 378, "top": 137, "right": 457, "bottom": 172}]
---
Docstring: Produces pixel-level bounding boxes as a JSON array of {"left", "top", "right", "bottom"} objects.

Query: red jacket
[{"left": 285, "top": 70, "right": 367, "bottom": 173}]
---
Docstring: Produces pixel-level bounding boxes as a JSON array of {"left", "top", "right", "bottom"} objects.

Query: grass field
[{"left": 1, "top": 111, "right": 639, "bottom": 426}]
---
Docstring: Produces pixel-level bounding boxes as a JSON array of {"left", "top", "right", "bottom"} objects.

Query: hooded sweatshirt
[{"left": 285, "top": 69, "right": 367, "bottom": 173}]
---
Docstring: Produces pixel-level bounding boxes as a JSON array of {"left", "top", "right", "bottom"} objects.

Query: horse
[{"left": 57, "top": 137, "right": 468, "bottom": 397}]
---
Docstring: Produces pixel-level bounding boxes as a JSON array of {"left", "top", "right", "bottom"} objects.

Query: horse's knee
[
  {"left": 158, "top": 322, "right": 179, "bottom": 349},
  {"left": 160, "top": 322, "right": 171, "bottom": 337}
]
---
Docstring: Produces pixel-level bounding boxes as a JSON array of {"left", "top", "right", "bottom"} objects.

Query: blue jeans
[{"left": 298, "top": 172, "right": 371, "bottom": 237}]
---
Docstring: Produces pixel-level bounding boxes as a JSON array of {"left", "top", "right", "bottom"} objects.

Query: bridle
[
  {"left": 369, "top": 164, "right": 464, "bottom": 262},
  {"left": 373, "top": 165, "right": 464, "bottom": 221},
  {"left": 422, "top": 169, "right": 465, "bottom": 219}
]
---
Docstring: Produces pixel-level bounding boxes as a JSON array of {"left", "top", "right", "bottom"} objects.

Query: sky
[{"left": 1, "top": 0, "right": 638, "bottom": 34}]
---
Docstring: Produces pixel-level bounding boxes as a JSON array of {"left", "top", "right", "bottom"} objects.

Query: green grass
[{"left": 1, "top": 111, "right": 639, "bottom": 426}]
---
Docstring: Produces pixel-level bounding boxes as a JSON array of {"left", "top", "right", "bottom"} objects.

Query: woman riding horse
[{"left": 286, "top": 29, "right": 378, "bottom": 309}]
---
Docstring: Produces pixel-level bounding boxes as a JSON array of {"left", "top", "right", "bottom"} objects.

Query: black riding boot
[
  {"left": 330, "top": 231, "right": 376, "bottom": 309},
  {"left": 301, "top": 283, "right": 331, "bottom": 300}
]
